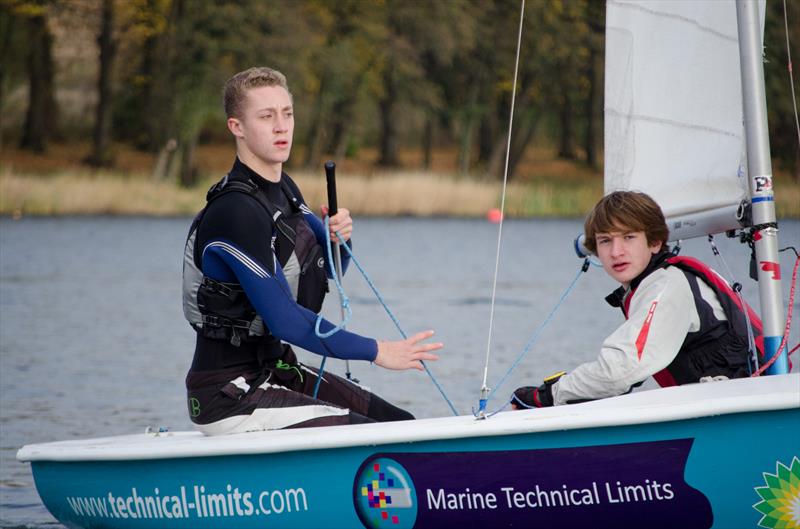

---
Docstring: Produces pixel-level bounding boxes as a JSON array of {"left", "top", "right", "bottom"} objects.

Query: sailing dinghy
[{"left": 17, "top": 1, "right": 799, "bottom": 528}]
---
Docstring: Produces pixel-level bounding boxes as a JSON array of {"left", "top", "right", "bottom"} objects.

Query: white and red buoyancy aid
[{"left": 611, "top": 254, "right": 764, "bottom": 387}]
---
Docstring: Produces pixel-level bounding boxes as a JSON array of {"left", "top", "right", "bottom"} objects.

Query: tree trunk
[
  {"left": 487, "top": 134, "right": 507, "bottom": 179},
  {"left": 88, "top": 0, "right": 116, "bottom": 167},
  {"left": 327, "top": 101, "right": 348, "bottom": 159},
  {"left": 141, "top": 0, "right": 180, "bottom": 153},
  {"left": 478, "top": 113, "right": 495, "bottom": 167},
  {"left": 477, "top": 79, "right": 498, "bottom": 166},
  {"left": 331, "top": 104, "right": 355, "bottom": 161},
  {"left": 159, "top": 0, "right": 182, "bottom": 151},
  {"left": 135, "top": 1, "right": 157, "bottom": 150},
  {"left": 20, "top": 13, "right": 57, "bottom": 152},
  {"left": 457, "top": 85, "right": 480, "bottom": 174},
  {"left": 0, "top": 12, "right": 14, "bottom": 153},
  {"left": 329, "top": 66, "right": 373, "bottom": 160},
  {"left": 151, "top": 138, "right": 178, "bottom": 181},
  {"left": 178, "top": 133, "right": 199, "bottom": 187},
  {"left": 486, "top": 90, "right": 513, "bottom": 178},
  {"left": 303, "top": 80, "right": 327, "bottom": 168},
  {"left": 506, "top": 112, "right": 540, "bottom": 180},
  {"left": 327, "top": 94, "right": 358, "bottom": 162},
  {"left": 421, "top": 114, "right": 434, "bottom": 169},
  {"left": 457, "top": 119, "right": 473, "bottom": 174},
  {"left": 331, "top": 105, "right": 353, "bottom": 161},
  {"left": 585, "top": 0, "right": 605, "bottom": 170},
  {"left": 557, "top": 90, "right": 576, "bottom": 160},
  {"left": 584, "top": 44, "right": 598, "bottom": 169},
  {"left": 378, "top": 67, "right": 399, "bottom": 167}
]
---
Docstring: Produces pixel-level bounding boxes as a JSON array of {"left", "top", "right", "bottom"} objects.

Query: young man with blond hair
[
  {"left": 182, "top": 67, "right": 442, "bottom": 433},
  {"left": 513, "top": 191, "right": 760, "bottom": 408}
]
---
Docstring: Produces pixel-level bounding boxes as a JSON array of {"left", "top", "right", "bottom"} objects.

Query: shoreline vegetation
[
  {"left": 1, "top": 142, "right": 798, "bottom": 218},
  {"left": 0, "top": 170, "right": 608, "bottom": 218}
]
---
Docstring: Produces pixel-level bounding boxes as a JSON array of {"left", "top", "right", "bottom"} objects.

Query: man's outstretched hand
[{"left": 375, "top": 330, "right": 442, "bottom": 371}]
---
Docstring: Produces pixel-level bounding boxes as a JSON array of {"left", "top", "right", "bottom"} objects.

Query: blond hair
[
  {"left": 583, "top": 191, "right": 669, "bottom": 254},
  {"left": 223, "top": 67, "right": 291, "bottom": 119}
]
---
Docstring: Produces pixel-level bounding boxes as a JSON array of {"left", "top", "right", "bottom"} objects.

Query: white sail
[{"left": 604, "top": 0, "right": 765, "bottom": 239}]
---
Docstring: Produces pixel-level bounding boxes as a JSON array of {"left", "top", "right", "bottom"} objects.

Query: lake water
[{"left": 1, "top": 216, "right": 798, "bottom": 528}]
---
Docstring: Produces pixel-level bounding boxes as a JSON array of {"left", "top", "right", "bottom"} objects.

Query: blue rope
[
  {"left": 314, "top": 218, "right": 353, "bottom": 339},
  {"left": 312, "top": 217, "right": 352, "bottom": 399},
  {"left": 474, "top": 261, "right": 588, "bottom": 416},
  {"left": 312, "top": 218, "right": 459, "bottom": 416},
  {"left": 337, "top": 237, "right": 460, "bottom": 417},
  {"left": 312, "top": 355, "right": 327, "bottom": 399}
]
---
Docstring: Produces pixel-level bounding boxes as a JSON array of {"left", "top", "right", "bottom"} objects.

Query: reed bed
[
  {"left": 0, "top": 169, "right": 603, "bottom": 218},
  {"left": 1, "top": 167, "right": 797, "bottom": 218},
  {"left": 291, "top": 171, "right": 501, "bottom": 217},
  {"left": 0, "top": 169, "right": 202, "bottom": 216}
]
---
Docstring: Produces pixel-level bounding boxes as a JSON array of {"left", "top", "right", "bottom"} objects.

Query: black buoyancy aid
[
  {"left": 182, "top": 174, "right": 328, "bottom": 347},
  {"left": 607, "top": 253, "right": 763, "bottom": 386}
]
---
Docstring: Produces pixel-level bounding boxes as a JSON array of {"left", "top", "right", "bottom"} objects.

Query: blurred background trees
[{"left": 1, "top": 0, "right": 797, "bottom": 185}]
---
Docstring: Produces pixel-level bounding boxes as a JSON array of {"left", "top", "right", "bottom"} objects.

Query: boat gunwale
[{"left": 16, "top": 373, "right": 799, "bottom": 463}]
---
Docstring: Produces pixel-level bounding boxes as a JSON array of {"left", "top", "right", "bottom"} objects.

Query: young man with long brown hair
[{"left": 513, "top": 191, "right": 761, "bottom": 408}]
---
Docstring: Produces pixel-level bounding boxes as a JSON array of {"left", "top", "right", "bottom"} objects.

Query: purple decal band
[{"left": 353, "top": 439, "right": 712, "bottom": 529}]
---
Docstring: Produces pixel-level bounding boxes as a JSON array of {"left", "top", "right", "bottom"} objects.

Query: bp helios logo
[
  {"left": 353, "top": 456, "right": 417, "bottom": 529},
  {"left": 753, "top": 456, "right": 800, "bottom": 529}
]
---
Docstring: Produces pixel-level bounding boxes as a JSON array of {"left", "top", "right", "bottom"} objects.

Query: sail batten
[
  {"left": 608, "top": 0, "right": 739, "bottom": 43},
  {"left": 604, "top": 109, "right": 741, "bottom": 140}
]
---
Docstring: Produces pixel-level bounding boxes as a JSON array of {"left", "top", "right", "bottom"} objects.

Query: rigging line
[
  {"left": 335, "top": 229, "right": 460, "bottom": 417},
  {"left": 311, "top": 217, "right": 458, "bottom": 414},
  {"left": 484, "top": 262, "right": 587, "bottom": 406},
  {"left": 782, "top": 0, "right": 800, "bottom": 151},
  {"left": 707, "top": 235, "right": 758, "bottom": 371},
  {"left": 479, "top": 0, "right": 526, "bottom": 408}
]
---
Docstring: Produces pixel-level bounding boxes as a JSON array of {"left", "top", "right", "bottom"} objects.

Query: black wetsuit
[{"left": 183, "top": 159, "right": 412, "bottom": 434}]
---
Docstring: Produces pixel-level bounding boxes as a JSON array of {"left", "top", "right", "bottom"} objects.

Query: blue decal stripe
[
  {"left": 752, "top": 196, "right": 774, "bottom": 203},
  {"left": 204, "top": 242, "right": 270, "bottom": 278}
]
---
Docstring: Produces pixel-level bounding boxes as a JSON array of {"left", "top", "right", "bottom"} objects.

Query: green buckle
[{"left": 275, "top": 360, "right": 304, "bottom": 382}]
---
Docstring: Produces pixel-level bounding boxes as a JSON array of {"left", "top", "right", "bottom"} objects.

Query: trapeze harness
[
  {"left": 182, "top": 173, "right": 329, "bottom": 360},
  {"left": 606, "top": 252, "right": 764, "bottom": 386}
]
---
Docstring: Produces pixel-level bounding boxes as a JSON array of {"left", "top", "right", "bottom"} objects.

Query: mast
[{"left": 736, "top": 0, "right": 789, "bottom": 374}]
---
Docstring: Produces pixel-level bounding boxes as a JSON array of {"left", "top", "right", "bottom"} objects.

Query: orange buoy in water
[{"left": 487, "top": 208, "right": 503, "bottom": 223}]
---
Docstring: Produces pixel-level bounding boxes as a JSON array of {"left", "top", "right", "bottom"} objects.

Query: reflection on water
[{"left": 1, "top": 216, "right": 798, "bottom": 528}]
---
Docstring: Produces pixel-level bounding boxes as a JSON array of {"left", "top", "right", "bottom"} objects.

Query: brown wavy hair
[{"left": 583, "top": 191, "right": 669, "bottom": 254}]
